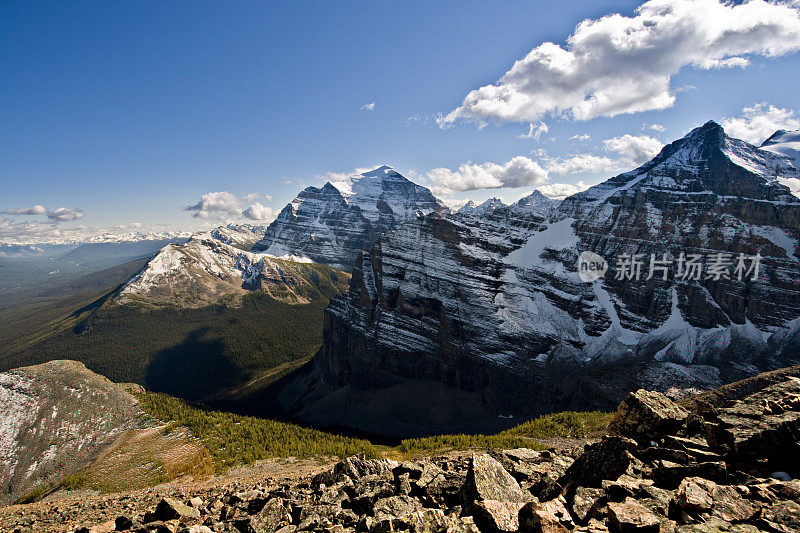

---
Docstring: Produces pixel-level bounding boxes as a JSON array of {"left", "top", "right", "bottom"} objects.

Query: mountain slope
[
  {"left": 0, "top": 360, "right": 213, "bottom": 506},
  {"left": 281, "top": 122, "right": 800, "bottom": 437},
  {"left": 118, "top": 237, "right": 348, "bottom": 308},
  {"left": 0, "top": 360, "right": 140, "bottom": 505},
  {"left": 4, "top": 236, "right": 351, "bottom": 404},
  {"left": 252, "top": 166, "right": 445, "bottom": 271}
]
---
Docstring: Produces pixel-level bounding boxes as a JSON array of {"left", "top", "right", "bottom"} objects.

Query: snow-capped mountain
[
  {"left": 760, "top": 129, "right": 800, "bottom": 197},
  {"left": 118, "top": 236, "right": 349, "bottom": 307},
  {"left": 251, "top": 166, "right": 446, "bottom": 271},
  {"left": 281, "top": 122, "right": 800, "bottom": 437},
  {"left": 761, "top": 129, "right": 800, "bottom": 167},
  {"left": 509, "top": 190, "right": 559, "bottom": 216},
  {"left": 457, "top": 198, "right": 506, "bottom": 216},
  {"left": 79, "top": 230, "right": 193, "bottom": 244},
  {"left": 195, "top": 223, "right": 268, "bottom": 250},
  {"left": 457, "top": 192, "right": 558, "bottom": 218}
]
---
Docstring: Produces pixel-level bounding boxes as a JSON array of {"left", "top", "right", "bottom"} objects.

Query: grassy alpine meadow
[
  {"left": 397, "top": 410, "right": 614, "bottom": 457},
  {"left": 135, "top": 391, "right": 380, "bottom": 473}
]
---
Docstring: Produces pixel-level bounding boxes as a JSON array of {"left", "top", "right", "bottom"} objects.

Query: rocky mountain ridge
[
  {"left": 252, "top": 166, "right": 446, "bottom": 271},
  {"left": 281, "top": 122, "right": 800, "bottom": 437},
  {"left": 0, "top": 361, "right": 141, "bottom": 506},
  {"left": 118, "top": 237, "right": 349, "bottom": 308}
]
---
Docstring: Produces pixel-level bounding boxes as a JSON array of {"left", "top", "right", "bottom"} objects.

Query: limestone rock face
[
  {"left": 252, "top": 166, "right": 445, "bottom": 271},
  {"left": 609, "top": 390, "right": 690, "bottom": 444},
  {"left": 283, "top": 122, "right": 800, "bottom": 436}
]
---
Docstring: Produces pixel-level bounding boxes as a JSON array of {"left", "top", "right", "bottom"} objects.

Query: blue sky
[{"left": 2, "top": 0, "right": 800, "bottom": 242}]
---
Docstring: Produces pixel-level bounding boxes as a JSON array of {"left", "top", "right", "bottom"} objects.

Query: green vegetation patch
[
  {"left": 5, "top": 291, "right": 339, "bottom": 402},
  {"left": 503, "top": 410, "right": 614, "bottom": 439},
  {"left": 398, "top": 410, "right": 613, "bottom": 457},
  {"left": 136, "top": 391, "right": 379, "bottom": 473}
]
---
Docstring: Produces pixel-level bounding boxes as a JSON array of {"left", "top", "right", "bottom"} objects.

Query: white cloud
[
  {"left": 0, "top": 217, "right": 92, "bottom": 243},
  {"left": 2, "top": 205, "right": 48, "bottom": 215},
  {"left": 242, "top": 192, "right": 272, "bottom": 202},
  {"left": 569, "top": 134, "right": 591, "bottom": 141},
  {"left": 543, "top": 133, "right": 664, "bottom": 177},
  {"left": 242, "top": 202, "right": 277, "bottom": 221},
  {"left": 517, "top": 121, "right": 549, "bottom": 140},
  {"left": 2, "top": 204, "right": 85, "bottom": 221},
  {"left": 426, "top": 156, "right": 548, "bottom": 192},
  {"left": 440, "top": 0, "right": 800, "bottom": 126},
  {"left": 186, "top": 191, "right": 275, "bottom": 221},
  {"left": 721, "top": 102, "right": 800, "bottom": 144},
  {"left": 186, "top": 192, "right": 242, "bottom": 219},
  {"left": 360, "top": 102, "right": 375, "bottom": 111},
  {"left": 546, "top": 154, "right": 623, "bottom": 176},
  {"left": 602, "top": 134, "right": 664, "bottom": 164},
  {"left": 536, "top": 181, "right": 591, "bottom": 199},
  {"left": 649, "top": 123, "right": 666, "bottom": 132},
  {"left": 47, "top": 207, "right": 85, "bottom": 221}
]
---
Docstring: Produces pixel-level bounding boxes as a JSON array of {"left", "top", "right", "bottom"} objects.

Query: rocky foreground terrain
[{"left": 3, "top": 366, "right": 798, "bottom": 533}]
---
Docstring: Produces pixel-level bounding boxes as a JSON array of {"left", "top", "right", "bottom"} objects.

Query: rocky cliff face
[
  {"left": 0, "top": 360, "right": 140, "bottom": 506},
  {"left": 282, "top": 122, "right": 800, "bottom": 437},
  {"left": 252, "top": 166, "right": 445, "bottom": 271}
]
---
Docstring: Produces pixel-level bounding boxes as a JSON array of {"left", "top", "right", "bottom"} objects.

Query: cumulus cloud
[
  {"left": 186, "top": 192, "right": 242, "bottom": 219},
  {"left": 2, "top": 205, "right": 85, "bottom": 221},
  {"left": 47, "top": 207, "right": 85, "bottom": 221},
  {"left": 721, "top": 102, "right": 800, "bottom": 144},
  {"left": 543, "top": 134, "right": 664, "bottom": 177},
  {"left": 242, "top": 202, "right": 277, "bottom": 221},
  {"left": 186, "top": 191, "right": 276, "bottom": 221},
  {"left": 649, "top": 123, "right": 666, "bottom": 132},
  {"left": 242, "top": 192, "right": 272, "bottom": 202},
  {"left": 440, "top": 0, "right": 800, "bottom": 126},
  {"left": 536, "top": 181, "right": 592, "bottom": 199},
  {"left": 546, "top": 154, "right": 623, "bottom": 176},
  {"left": 426, "top": 156, "right": 548, "bottom": 192},
  {"left": 426, "top": 131, "right": 664, "bottom": 195},
  {"left": 0, "top": 217, "right": 91, "bottom": 243},
  {"left": 570, "top": 134, "right": 591, "bottom": 141},
  {"left": 517, "top": 121, "right": 549, "bottom": 140},
  {"left": 602, "top": 134, "right": 664, "bottom": 165},
  {"left": 360, "top": 102, "right": 376, "bottom": 111},
  {"left": 2, "top": 205, "right": 48, "bottom": 215}
]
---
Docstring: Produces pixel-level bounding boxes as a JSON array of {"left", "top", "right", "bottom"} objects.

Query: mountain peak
[
  {"left": 321, "top": 181, "right": 341, "bottom": 192},
  {"left": 458, "top": 197, "right": 506, "bottom": 215},
  {"left": 253, "top": 166, "right": 444, "bottom": 270},
  {"left": 762, "top": 129, "right": 790, "bottom": 147}
]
